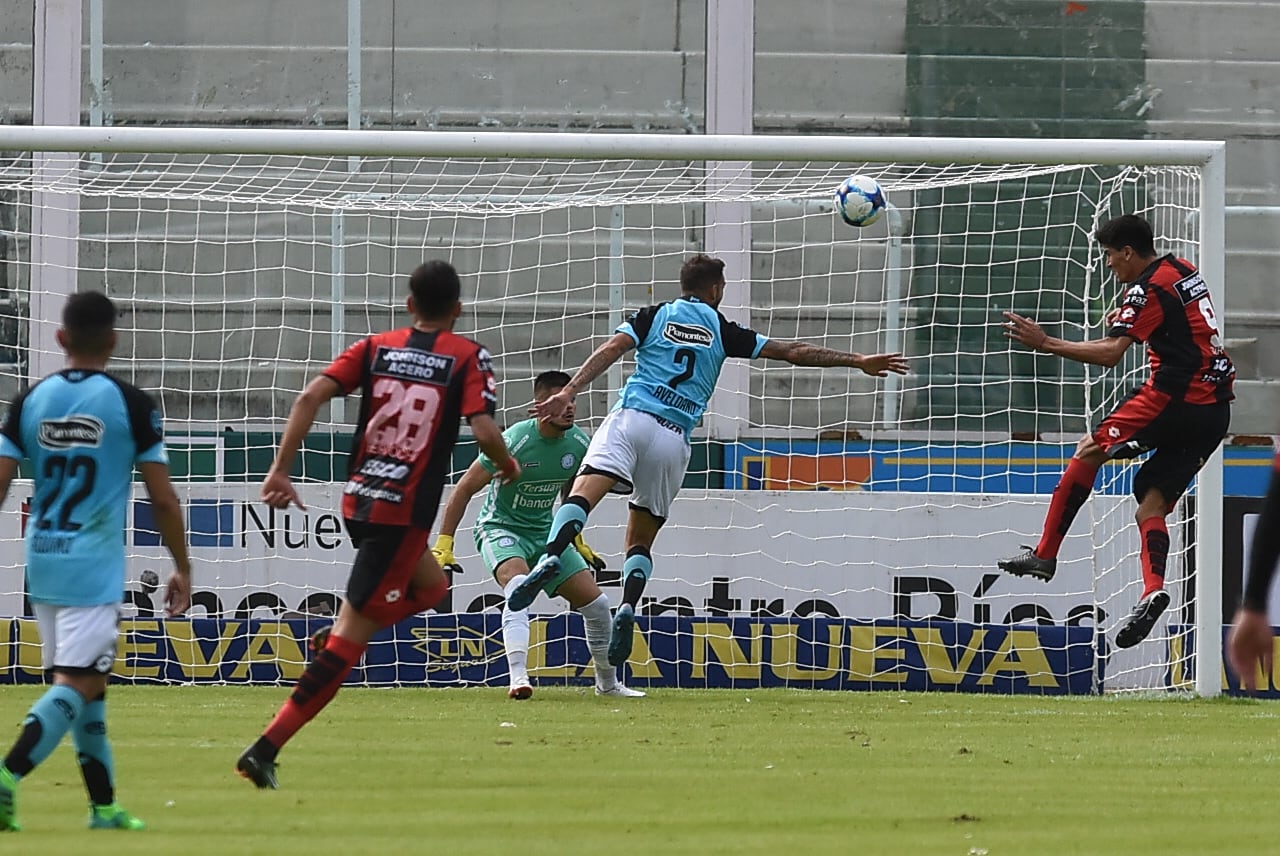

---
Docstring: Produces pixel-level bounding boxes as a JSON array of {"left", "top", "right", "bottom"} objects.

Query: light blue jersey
[
  {"left": 0, "top": 369, "right": 167, "bottom": 607},
  {"left": 615, "top": 296, "right": 768, "bottom": 433}
]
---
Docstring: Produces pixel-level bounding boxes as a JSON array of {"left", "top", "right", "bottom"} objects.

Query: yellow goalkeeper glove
[
  {"left": 574, "top": 533, "right": 607, "bottom": 572},
  {"left": 432, "top": 534, "right": 463, "bottom": 575}
]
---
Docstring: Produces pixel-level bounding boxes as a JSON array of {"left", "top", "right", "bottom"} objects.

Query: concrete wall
[{"left": 0, "top": 0, "right": 1276, "bottom": 433}]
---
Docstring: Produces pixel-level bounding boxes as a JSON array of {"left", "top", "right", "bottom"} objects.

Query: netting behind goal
[{"left": 0, "top": 130, "right": 1223, "bottom": 694}]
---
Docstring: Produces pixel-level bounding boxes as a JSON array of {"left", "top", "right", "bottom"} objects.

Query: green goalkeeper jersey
[{"left": 475, "top": 418, "right": 591, "bottom": 534}]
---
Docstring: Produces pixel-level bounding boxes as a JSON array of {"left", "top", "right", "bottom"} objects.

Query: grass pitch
[{"left": 2, "top": 685, "right": 1277, "bottom": 855}]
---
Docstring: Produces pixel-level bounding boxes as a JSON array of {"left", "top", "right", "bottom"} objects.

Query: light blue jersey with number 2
[
  {"left": 0, "top": 369, "right": 168, "bottom": 606},
  {"left": 615, "top": 296, "right": 768, "bottom": 434}
]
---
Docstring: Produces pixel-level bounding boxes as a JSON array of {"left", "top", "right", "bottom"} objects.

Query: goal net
[{"left": 0, "top": 128, "right": 1225, "bottom": 695}]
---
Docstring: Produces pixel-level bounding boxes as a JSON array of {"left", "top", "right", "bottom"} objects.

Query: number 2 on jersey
[{"left": 668, "top": 347, "right": 697, "bottom": 390}]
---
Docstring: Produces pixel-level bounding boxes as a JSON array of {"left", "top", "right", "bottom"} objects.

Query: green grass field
[{"left": 2, "top": 685, "right": 1278, "bottom": 855}]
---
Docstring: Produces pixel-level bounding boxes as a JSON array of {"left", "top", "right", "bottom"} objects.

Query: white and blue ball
[{"left": 835, "top": 174, "right": 887, "bottom": 228}]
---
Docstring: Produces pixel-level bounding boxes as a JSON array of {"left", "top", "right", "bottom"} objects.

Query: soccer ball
[{"left": 835, "top": 175, "right": 887, "bottom": 228}]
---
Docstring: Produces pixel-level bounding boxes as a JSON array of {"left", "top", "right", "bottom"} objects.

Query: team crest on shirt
[
  {"left": 498, "top": 536, "right": 516, "bottom": 548},
  {"left": 37, "top": 415, "right": 104, "bottom": 449},
  {"left": 662, "top": 322, "right": 715, "bottom": 347},
  {"left": 561, "top": 454, "right": 576, "bottom": 470}
]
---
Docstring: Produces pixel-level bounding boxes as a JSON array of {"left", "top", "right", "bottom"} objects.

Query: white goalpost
[{"left": 0, "top": 126, "right": 1226, "bottom": 696}]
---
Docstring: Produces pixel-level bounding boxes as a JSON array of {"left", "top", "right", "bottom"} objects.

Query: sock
[
  {"left": 73, "top": 694, "right": 114, "bottom": 806},
  {"left": 261, "top": 633, "right": 365, "bottom": 758},
  {"left": 545, "top": 496, "right": 590, "bottom": 558},
  {"left": 621, "top": 547, "right": 653, "bottom": 608},
  {"left": 1035, "top": 457, "right": 1100, "bottom": 560},
  {"left": 501, "top": 575, "right": 531, "bottom": 684},
  {"left": 578, "top": 593, "right": 616, "bottom": 689},
  {"left": 1140, "top": 516, "right": 1170, "bottom": 598},
  {"left": 3, "top": 684, "right": 85, "bottom": 778}
]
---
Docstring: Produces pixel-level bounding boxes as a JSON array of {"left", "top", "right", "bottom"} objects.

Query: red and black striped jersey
[
  {"left": 324, "top": 326, "right": 497, "bottom": 529},
  {"left": 1106, "top": 254, "right": 1234, "bottom": 406}
]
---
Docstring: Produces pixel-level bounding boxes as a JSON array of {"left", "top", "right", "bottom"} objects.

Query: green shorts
[{"left": 474, "top": 525, "right": 590, "bottom": 598}]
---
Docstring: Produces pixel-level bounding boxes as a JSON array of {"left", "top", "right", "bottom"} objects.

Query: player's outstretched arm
[
  {"left": 470, "top": 413, "right": 520, "bottom": 485},
  {"left": 1002, "top": 311, "right": 1133, "bottom": 367},
  {"left": 262, "top": 375, "right": 342, "bottom": 510},
  {"left": 758, "top": 340, "right": 909, "bottom": 377},
  {"left": 535, "top": 333, "right": 633, "bottom": 421},
  {"left": 140, "top": 460, "right": 192, "bottom": 617}
]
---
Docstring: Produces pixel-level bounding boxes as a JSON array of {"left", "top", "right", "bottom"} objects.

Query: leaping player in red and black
[
  {"left": 236, "top": 260, "right": 520, "bottom": 788},
  {"left": 999, "top": 214, "right": 1234, "bottom": 649}
]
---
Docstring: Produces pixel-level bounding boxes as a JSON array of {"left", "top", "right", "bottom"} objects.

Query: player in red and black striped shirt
[
  {"left": 1228, "top": 447, "right": 1280, "bottom": 691},
  {"left": 237, "top": 260, "right": 519, "bottom": 789},
  {"left": 999, "top": 214, "right": 1233, "bottom": 649}
]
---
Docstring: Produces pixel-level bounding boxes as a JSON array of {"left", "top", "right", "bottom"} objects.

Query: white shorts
[
  {"left": 581, "top": 408, "right": 691, "bottom": 520},
  {"left": 32, "top": 603, "right": 120, "bottom": 674}
]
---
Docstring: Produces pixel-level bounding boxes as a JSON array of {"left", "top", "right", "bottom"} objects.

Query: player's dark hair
[
  {"left": 1094, "top": 215, "right": 1156, "bottom": 256},
  {"left": 534, "top": 370, "right": 571, "bottom": 395},
  {"left": 679, "top": 254, "right": 726, "bottom": 296},
  {"left": 408, "top": 260, "right": 462, "bottom": 320},
  {"left": 62, "top": 290, "right": 116, "bottom": 354}
]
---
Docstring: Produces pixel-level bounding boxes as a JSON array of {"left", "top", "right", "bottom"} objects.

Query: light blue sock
[
  {"left": 621, "top": 552, "right": 654, "bottom": 607},
  {"left": 546, "top": 501, "right": 589, "bottom": 557},
  {"left": 622, "top": 552, "right": 653, "bottom": 582},
  {"left": 73, "top": 697, "right": 115, "bottom": 806},
  {"left": 7, "top": 685, "right": 85, "bottom": 778}
]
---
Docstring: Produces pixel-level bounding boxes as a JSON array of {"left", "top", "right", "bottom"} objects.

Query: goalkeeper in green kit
[{"left": 432, "top": 371, "right": 645, "bottom": 700}]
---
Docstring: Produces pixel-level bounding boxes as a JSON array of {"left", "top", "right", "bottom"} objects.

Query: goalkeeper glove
[
  {"left": 574, "top": 533, "right": 607, "bottom": 572},
  {"left": 432, "top": 534, "right": 463, "bottom": 575}
]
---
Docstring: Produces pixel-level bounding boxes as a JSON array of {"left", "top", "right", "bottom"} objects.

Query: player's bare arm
[
  {"left": 469, "top": 413, "right": 520, "bottom": 484},
  {"left": 262, "top": 375, "right": 343, "bottom": 510},
  {"left": 437, "top": 458, "right": 493, "bottom": 539},
  {"left": 1003, "top": 311, "right": 1134, "bottom": 367},
  {"left": 0, "top": 456, "right": 16, "bottom": 508},
  {"left": 1228, "top": 608, "right": 1274, "bottom": 693},
  {"left": 759, "top": 340, "right": 909, "bottom": 376},
  {"left": 536, "top": 333, "right": 634, "bottom": 421},
  {"left": 140, "top": 460, "right": 193, "bottom": 617}
]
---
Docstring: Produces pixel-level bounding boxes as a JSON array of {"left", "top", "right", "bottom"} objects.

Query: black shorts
[
  {"left": 344, "top": 520, "right": 431, "bottom": 622},
  {"left": 1092, "top": 386, "right": 1230, "bottom": 503}
]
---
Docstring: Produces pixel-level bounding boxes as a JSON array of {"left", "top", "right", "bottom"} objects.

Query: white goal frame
[{"left": 0, "top": 126, "right": 1227, "bottom": 697}]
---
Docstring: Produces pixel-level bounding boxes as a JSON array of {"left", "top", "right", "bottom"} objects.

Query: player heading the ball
[
  {"left": 508, "top": 253, "right": 908, "bottom": 669},
  {"left": 999, "top": 213, "right": 1233, "bottom": 649}
]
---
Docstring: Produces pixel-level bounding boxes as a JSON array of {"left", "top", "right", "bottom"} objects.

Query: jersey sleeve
[
  {"left": 461, "top": 344, "right": 498, "bottom": 420},
  {"left": 323, "top": 337, "right": 372, "bottom": 396},
  {"left": 721, "top": 316, "right": 769, "bottom": 359},
  {"left": 125, "top": 386, "right": 169, "bottom": 465},
  {"left": 0, "top": 389, "right": 27, "bottom": 460},
  {"left": 617, "top": 304, "right": 661, "bottom": 346},
  {"left": 1107, "top": 283, "right": 1163, "bottom": 342},
  {"left": 477, "top": 422, "right": 522, "bottom": 474}
]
